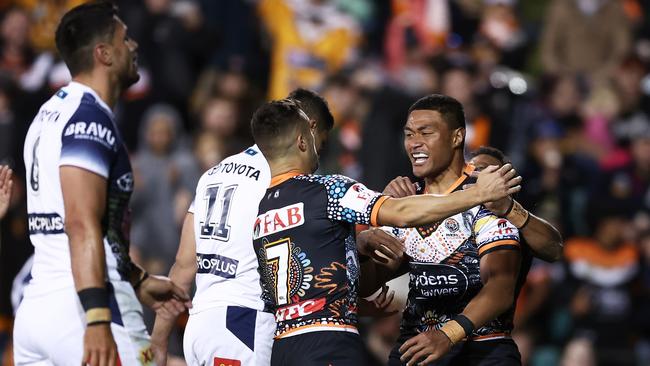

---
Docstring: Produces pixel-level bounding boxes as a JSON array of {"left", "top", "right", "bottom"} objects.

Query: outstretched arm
[
  {"left": 377, "top": 164, "right": 521, "bottom": 227},
  {"left": 151, "top": 212, "right": 197, "bottom": 366},
  {"left": 485, "top": 198, "right": 563, "bottom": 262}
]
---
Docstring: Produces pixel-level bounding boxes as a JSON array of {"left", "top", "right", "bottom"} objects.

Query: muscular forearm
[
  {"left": 460, "top": 275, "right": 516, "bottom": 331},
  {"left": 379, "top": 187, "right": 484, "bottom": 227},
  {"left": 521, "top": 214, "right": 563, "bottom": 262},
  {"left": 151, "top": 261, "right": 195, "bottom": 344},
  {"left": 66, "top": 219, "right": 107, "bottom": 291}
]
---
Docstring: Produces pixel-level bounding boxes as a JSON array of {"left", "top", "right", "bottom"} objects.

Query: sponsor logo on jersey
[
  {"left": 64, "top": 121, "right": 116, "bottom": 148},
  {"left": 138, "top": 346, "right": 154, "bottom": 365},
  {"left": 339, "top": 183, "right": 377, "bottom": 213},
  {"left": 214, "top": 357, "right": 241, "bottom": 366},
  {"left": 410, "top": 263, "right": 469, "bottom": 298},
  {"left": 56, "top": 89, "right": 68, "bottom": 99},
  {"left": 208, "top": 161, "right": 261, "bottom": 180},
  {"left": 116, "top": 172, "right": 134, "bottom": 192},
  {"left": 28, "top": 213, "right": 64, "bottom": 235},
  {"left": 196, "top": 253, "right": 239, "bottom": 279},
  {"left": 244, "top": 147, "right": 258, "bottom": 156},
  {"left": 253, "top": 202, "right": 304, "bottom": 239},
  {"left": 275, "top": 297, "right": 326, "bottom": 322}
]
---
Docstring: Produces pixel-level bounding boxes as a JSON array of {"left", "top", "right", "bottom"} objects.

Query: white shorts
[
  {"left": 13, "top": 281, "right": 153, "bottom": 366},
  {"left": 183, "top": 306, "right": 275, "bottom": 366}
]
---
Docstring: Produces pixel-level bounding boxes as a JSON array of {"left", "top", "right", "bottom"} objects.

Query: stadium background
[{"left": 0, "top": 0, "right": 649, "bottom": 365}]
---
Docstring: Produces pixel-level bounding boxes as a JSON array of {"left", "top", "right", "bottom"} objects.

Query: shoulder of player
[
  {"left": 197, "top": 148, "right": 268, "bottom": 183},
  {"left": 294, "top": 173, "right": 357, "bottom": 187}
]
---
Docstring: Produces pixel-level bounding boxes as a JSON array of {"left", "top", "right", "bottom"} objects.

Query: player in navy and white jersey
[
  {"left": 250, "top": 99, "right": 522, "bottom": 365},
  {"left": 151, "top": 89, "right": 335, "bottom": 366},
  {"left": 14, "top": 3, "right": 190, "bottom": 365}
]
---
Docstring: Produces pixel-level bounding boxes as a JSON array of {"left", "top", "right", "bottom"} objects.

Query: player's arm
[
  {"left": 376, "top": 164, "right": 521, "bottom": 227},
  {"left": 0, "top": 165, "right": 13, "bottom": 220},
  {"left": 61, "top": 166, "right": 117, "bottom": 366},
  {"left": 357, "top": 228, "right": 408, "bottom": 297},
  {"left": 152, "top": 212, "right": 197, "bottom": 366},
  {"left": 487, "top": 198, "right": 563, "bottom": 262},
  {"left": 399, "top": 249, "right": 521, "bottom": 365}
]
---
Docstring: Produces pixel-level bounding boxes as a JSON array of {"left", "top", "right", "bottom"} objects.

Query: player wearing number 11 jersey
[
  {"left": 151, "top": 89, "right": 335, "bottom": 366},
  {"left": 250, "top": 99, "right": 522, "bottom": 365}
]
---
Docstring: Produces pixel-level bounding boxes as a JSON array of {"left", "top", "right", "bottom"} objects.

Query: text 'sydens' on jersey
[
  {"left": 188, "top": 145, "right": 271, "bottom": 314},
  {"left": 23, "top": 82, "right": 134, "bottom": 293},
  {"left": 387, "top": 166, "right": 521, "bottom": 341},
  {"left": 253, "top": 173, "right": 388, "bottom": 339}
]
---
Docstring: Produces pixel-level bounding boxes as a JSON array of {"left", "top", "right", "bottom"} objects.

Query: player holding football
[
  {"left": 15, "top": 3, "right": 190, "bottom": 365},
  {"left": 150, "top": 88, "right": 335, "bottom": 366},
  {"left": 250, "top": 98, "right": 522, "bottom": 365}
]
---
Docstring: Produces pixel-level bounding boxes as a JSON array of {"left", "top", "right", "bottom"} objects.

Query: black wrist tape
[
  {"left": 454, "top": 314, "right": 475, "bottom": 337},
  {"left": 77, "top": 287, "right": 109, "bottom": 311}
]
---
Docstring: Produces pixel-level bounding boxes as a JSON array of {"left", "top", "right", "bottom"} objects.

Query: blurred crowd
[{"left": 0, "top": 0, "right": 650, "bottom": 365}]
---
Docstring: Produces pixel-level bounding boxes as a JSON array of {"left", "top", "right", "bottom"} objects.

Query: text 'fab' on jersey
[
  {"left": 253, "top": 173, "right": 388, "bottom": 339},
  {"left": 23, "top": 82, "right": 134, "bottom": 294},
  {"left": 187, "top": 145, "right": 272, "bottom": 313}
]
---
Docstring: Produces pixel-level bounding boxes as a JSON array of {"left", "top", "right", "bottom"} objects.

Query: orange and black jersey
[
  {"left": 253, "top": 172, "right": 388, "bottom": 339},
  {"left": 387, "top": 166, "right": 526, "bottom": 341}
]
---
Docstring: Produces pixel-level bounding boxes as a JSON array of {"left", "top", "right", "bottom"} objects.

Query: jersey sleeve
[
  {"left": 473, "top": 207, "right": 520, "bottom": 257},
  {"left": 188, "top": 199, "right": 195, "bottom": 214},
  {"left": 324, "top": 175, "right": 389, "bottom": 226},
  {"left": 59, "top": 103, "right": 117, "bottom": 178}
]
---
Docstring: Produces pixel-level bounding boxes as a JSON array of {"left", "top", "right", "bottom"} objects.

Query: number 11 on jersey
[{"left": 199, "top": 183, "right": 237, "bottom": 241}]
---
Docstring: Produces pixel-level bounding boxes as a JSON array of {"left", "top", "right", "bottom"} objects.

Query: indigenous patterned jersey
[
  {"left": 388, "top": 166, "right": 522, "bottom": 341},
  {"left": 23, "top": 82, "right": 135, "bottom": 294},
  {"left": 253, "top": 173, "right": 388, "bottom": 339}
]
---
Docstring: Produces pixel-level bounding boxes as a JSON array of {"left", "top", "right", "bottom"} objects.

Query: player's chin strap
[
  {"left": 439, "top": 314, "right": 475, "bottom": 345},
  {"left": 77, "top": 287, "right": 111, "bottom": 326}
]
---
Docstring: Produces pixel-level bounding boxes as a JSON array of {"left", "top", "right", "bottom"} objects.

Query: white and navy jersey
[
  {"left": 188, "top": 145, "right": 271, "bottom": 314},
  {"left": 23, "top": 82, "right": 135, "bottom": 294}
]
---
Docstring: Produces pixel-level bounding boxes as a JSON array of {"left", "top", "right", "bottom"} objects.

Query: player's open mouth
[{"left": 411, "top": 152, "right": 429, "bottom": 165}]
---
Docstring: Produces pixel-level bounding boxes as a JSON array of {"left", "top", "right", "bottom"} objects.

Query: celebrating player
[
  {"left": 150, "top": 88, "right": 334, "bottom": 366},
  {"left": 250, "top": 98, "right": 522, "bottom": 365},
  {"left": 360, "top": 95, "right": 562, "bottom": 366},
  {"left": 14, "top": 3, "right": 190, "bottom": 365}
]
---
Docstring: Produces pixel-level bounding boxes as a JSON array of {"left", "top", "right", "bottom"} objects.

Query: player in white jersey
[
  {"left": 151, "top": 89, "right": 335, "bottom": 366},
  {"left": 14, "top": 3, "right": 190, "bottom": 366}
]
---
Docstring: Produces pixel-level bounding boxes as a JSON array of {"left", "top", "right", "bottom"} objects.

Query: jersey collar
[
  {"left": 425, "top": 164, "right": 476, "bottom": 195},
  {"left": 269, "top": 170, "right": 302, "bottom": 188},
  {"left": 66, "top": 81, "right": 114, "bottom": 118}
]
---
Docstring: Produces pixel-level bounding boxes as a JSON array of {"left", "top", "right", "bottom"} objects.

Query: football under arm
[
  {"left": 61, "top": 166, "right": 108, "bottom": 293},
  {"left": 458, "top": 249, "right": 521, "bottom": 331},
  {"left": 152, "top": 212, "right": 197, "bottom": 346},
  {"left": 375, "top": 188, "right": 484, "bottom": 228}
]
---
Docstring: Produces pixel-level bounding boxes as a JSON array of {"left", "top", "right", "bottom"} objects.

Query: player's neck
[
  {"left": 268, "top": 157, "right": 308, "bottom": 179},
  {"left": 72, "top": 70, "right": 120, "bottom": 110},
  {"left": 424, "top": 155, "right": 467, "bottom": 195}
]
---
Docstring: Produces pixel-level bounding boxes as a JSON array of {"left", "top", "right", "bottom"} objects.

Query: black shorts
[
  {"left": 271, "top": 331, "right": 366, "bottom": 366},
  {"left": 388, "top": 337, "right": 521, "bottom": 366}
]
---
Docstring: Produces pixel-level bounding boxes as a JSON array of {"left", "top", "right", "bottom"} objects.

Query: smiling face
[{"left": 404, "top": 110, "right": 464, "bottom": 179}]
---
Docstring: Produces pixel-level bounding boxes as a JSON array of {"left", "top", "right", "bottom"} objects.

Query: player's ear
[
  {"left": 95, "top": 43, "right": 113, "bottom": 66},
  {"left": 452, "top": 127, "right": 465, "bottom": 148},
  {"left": 297, "top": 133, "right": 308, "bottom": 152}
]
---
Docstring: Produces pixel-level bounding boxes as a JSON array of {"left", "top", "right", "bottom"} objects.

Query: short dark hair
[
  {"left": 408, "top": 94, "right": 466, "bottom": 129},
  {"left": 470, "top": 146, "right": 508, "bottom": 165},
  {"left": 251, "top": 99, "right": 309, "bottom": 158},
  {"left": 287, "top": 88, "right": 334, "bottom": 131},
  {"left": 55, "top": 1, "right": 119, "bottom": 76}
]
